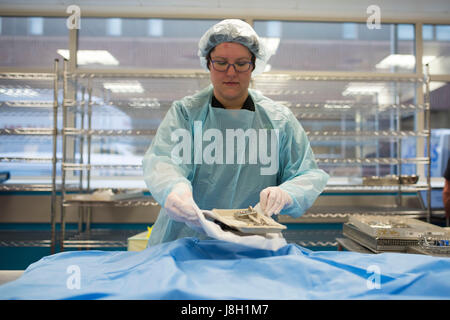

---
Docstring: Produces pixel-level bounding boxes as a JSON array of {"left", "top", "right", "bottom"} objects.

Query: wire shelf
[
  {"left": 62, "top": 229, "right": 144, "bottom": 248},
  {"left": 63, "top": 198, "right": 159, "bottom": 207},
  {"left": 0, "top": 184, "right": 54, "bottom": 192},
  {"left": 323, "top": 184, "right": 430, "bottom": 191},
  {"left": 0, "top": 73, "right": 56, "bottom": 81},
  {"left": 316, "top": 157, "right": 430, "bottom": 165},
  {"left": 0, "top": 156, "right": 55, "bottom": 162},
  {"left": 306, "top": 130, "right": 429, "bottom": 138},
  {"left": 0, "top": 128, "right": 56, "bottom": 135},
  {"left": 0, "top": 230, "right": 53, "bottom": 247},
  {"left": 254, "top": 72, "right": 424, "bottom": 82},
  {"left": 0, "top": 101, "right": 56, "bottom": 108},
  {"left": 284, "top": 102, "right": 427, "bottom": 111},
  {"left": 62, "top": 128, "right": 157, "bottom": 136},
  {"left": 282, "top": 229, "right": 341, "bottom": 247},
  {"left": 62, "top": 163, "right": 142, "bottom": 170}
]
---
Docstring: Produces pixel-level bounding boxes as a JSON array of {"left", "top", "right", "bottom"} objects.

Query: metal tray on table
[
  {"left": 343, "top": 215, "right": 446, "bottom": 253},
  {"left": 203, "top": 207, "right": 287, "bottom": 235}
]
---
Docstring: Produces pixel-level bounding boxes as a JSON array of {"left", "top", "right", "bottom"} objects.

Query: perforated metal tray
[
  {"left": 203, "top": 208, "right": 287, "bottom": 235},
  {"left": 348, "top": 215, "right": 445, "bottom": 239},
  {"left": 343, "top": 215, "right": 448, "bottom": 253},
  {"left": 363, "top": 175, "right": 419, "bottom": 186},
  {"left": 343, "top": 223, "right": 417, "bottom": 253}
]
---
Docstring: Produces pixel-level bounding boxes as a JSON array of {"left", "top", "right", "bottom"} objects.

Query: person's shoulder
[
  {"left": 249, "top": 88, "right": 294, "bottom": 121},
  {"left": 169, "top": 85, "right": 212, "bottom": 120},
  {"left": 174, "top": 85, "right": 212, "bottom": 111}
]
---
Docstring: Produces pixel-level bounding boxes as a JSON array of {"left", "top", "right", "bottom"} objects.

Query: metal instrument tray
[
  {"left": 343, "top": 223, "right": 417, "bottom": 253},
  {"left": 348, "top": 215, "right": 444, "bottom": 239},
  {"left": 203, "top": 207, "right": 287, "bottom": 235},
  {"left": 363, "top": 175, "right": 419, "bottom": 186},
  {"left": 343, "top": 215, "right": 447, "bottom": 253}
]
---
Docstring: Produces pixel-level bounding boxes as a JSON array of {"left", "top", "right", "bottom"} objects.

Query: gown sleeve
[
  {"left": 277, "top": 109, "right": 329, "bottom": 218},
  {"left": 142, "top": 101, "right": 194, "bottom": 207}
]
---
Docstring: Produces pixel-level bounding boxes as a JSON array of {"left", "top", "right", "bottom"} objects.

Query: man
[{"left": 142, "top": 19, "right": 329, "bottom": 246}]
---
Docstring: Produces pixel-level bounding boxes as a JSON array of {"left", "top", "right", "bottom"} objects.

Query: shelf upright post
[
  {"left": 424, "top": 64, "right": 432, "bottom": 223},
  {"left": 86, "top": 77, "right": 93, "bottom": 233},
  {"left": 375, "top": 97, "right": 380, "bottom": 177},
  {"left": 61, "top": 59, "right": 69, "bottom": 251},
  {"left": 51, "top": 59, "right": 59, "bottom": 254},
  {"left": 78, "top": 86, "right": 85, "bottom": 234},
  {"left": 396, "top": 93, "right": 402, "bottom": 208}
]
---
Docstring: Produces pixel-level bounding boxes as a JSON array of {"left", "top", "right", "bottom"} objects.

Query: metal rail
[
  {"left": 62, "top": 128, "right": 157, "bottom": 136},
  {"left": 306, "top": 130, "right": 429, "bottom": 138},
  {"left": 316, "top": 157, "right": 430, "bottom": 164},
  {"left": 0, "top": 73, "right": 56, "bottom": 80},
  {"left": 62, "top": 198, "right": 159, "bottom": 207},
  {"left": 0, "top": 128, "right": 56, "bottom": 135},
  {"left": 285, "top": 102, "right": 427, "bottom": 110}
]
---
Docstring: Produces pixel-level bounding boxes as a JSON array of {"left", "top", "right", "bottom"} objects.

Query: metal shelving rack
[
  {"left": 253, "top": 72, "right": 432, "bottom": 224},
  {"left": 59, "top": 61, "right": 161, "bottom": 251},
  {"left": 0, "top": 60, "right": 60, "bottom": 253},
  {"left": 256, "top": 72, "right": 433, "bottom": 249}
]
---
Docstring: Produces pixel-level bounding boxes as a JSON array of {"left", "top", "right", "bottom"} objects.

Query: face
[{"left": 209, "top": 42, "right": 253, "bottom": 107}]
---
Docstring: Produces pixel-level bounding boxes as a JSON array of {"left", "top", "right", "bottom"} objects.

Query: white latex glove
[
  {"left": 164, "top": 183, "right": 201, "bottom": 227},
  {"left": 259, "top": 186, "right": 293, "bottom": 217}
]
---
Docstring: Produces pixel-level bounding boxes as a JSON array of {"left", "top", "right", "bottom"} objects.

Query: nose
[{"left": 225, "top": 64, "right": 238, "bottom": 75}]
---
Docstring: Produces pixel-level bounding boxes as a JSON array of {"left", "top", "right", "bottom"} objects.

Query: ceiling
[{"left": 0, "top": 0, "right": 450, "bottom": 23}]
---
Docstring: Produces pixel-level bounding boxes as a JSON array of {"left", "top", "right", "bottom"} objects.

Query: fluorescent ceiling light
[
  {"left": 57, "top": 49, "right": 119, "bottom": 66},
  {"left": 0, "top": 86, "right": 40, "bottom": 97},
  {"left": 103, "top": 81, "right": 144, "bottom": 93},
  {"left": 375, "top": 54, "right": 436, "bottom": 69},
  {"left": 325, "top": 100, "right": 354, "bottom": 108},
  {"left": 429, "top": 82, "right": 446, "bottom": 92},
  {"left": 129, "top": 97, "right": 160, "bottom": 108},
  {"left": 342, "top": 83, "right": 385, "bottom": 96},
  {"left": 324, "top": 103, "right": 351, "bottom": 109}
]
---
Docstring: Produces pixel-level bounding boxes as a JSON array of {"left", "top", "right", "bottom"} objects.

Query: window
[
  {"left": 253, "top": 21, "right": 415, "bottom": 73},
  {"left": 0, "top": 17, "right": 69, "bottom": 68},
  {"left": 106, "top": 18, "right": 122, "bottom": 37},
  {"left": 28, "top": 17, "right": 44, "bottom": 35},
  {"left": 436, "top": 25, "right": 450, "bottom": 41},
  {"left": 398, "top": 24, "right": 414, "bottom": 40},
  {"left": 423, "top": 25, "right": 450, "bottom": 74},
  {"left": 77, "top": 18, "right": 221, "bottom": 69},
  {"left": 148, "top": 19, "right": 163, "bottom": 37},
  {"left": 342, "top": 23, "right": 358, "bottom": 40}
]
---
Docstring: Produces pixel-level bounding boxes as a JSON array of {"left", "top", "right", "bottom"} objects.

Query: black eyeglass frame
[{"left": 210, "top": 60, "right": 253, "bottom": 73}]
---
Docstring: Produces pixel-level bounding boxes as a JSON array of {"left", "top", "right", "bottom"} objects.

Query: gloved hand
[
  {"left": 164, "top": 183, "right": 201, "bottom": 227},
  {"left": 259, "top": 186, "right": 293, "bottom": 217}
]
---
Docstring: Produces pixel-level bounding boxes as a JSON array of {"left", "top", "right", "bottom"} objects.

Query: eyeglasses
[{"left": 210, "top": 60, "right": 253, "bottom": 73}]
